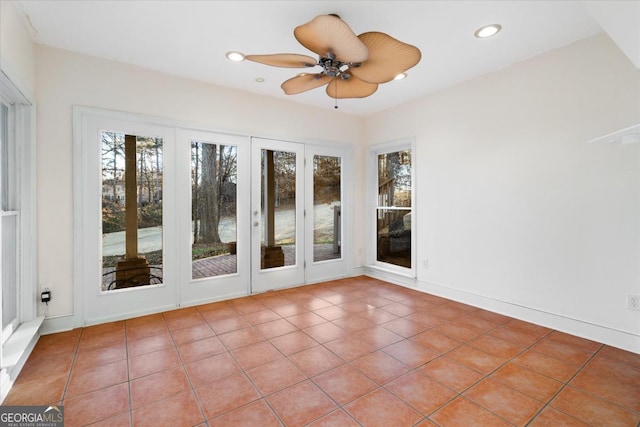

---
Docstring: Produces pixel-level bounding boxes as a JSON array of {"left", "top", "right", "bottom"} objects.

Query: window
[
  {"left": 1, "top": 100, "right": 19, "bottom": 339},
  {"left": 0, "top": 73, "right": 36, "bottom": 359},
  {"left": 0, "top": 73, "right": 36, "bottom": 402},
  {"left": 374, "top": 145, "right": 413, "bottom": 270}
]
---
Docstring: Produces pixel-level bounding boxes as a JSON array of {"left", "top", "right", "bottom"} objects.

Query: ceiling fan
[{"left": 244, "top": 14, "right": 421, "bottom": 105}]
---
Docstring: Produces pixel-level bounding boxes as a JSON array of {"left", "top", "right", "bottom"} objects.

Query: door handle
[{"left": 254, "top": 221, "right": 259, "bottom": 227}]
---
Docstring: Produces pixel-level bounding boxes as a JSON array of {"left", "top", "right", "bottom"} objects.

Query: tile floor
[{"left": 4, "top": 276, "right": 640, "bottom": 426}]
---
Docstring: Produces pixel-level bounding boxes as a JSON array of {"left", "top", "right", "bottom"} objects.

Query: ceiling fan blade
[
  {"left": 349, "top": 32, "right": 421, "bottom": 84},
  {"left": 326, "top": 74, "right": 378, "bottom": 99},
  {"left": 281, "top": 73, "right": 333, "bottom": 95},
  {"left": 294, "top": 15, "right": 369, "bottom": 63},
  {"left": 245, "top": 53, "right": 318, "bottom": 68}
]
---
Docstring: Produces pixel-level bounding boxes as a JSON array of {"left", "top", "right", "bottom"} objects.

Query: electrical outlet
[
  {"left": 41, "top": 288, "right": 51, "bottom": 305},
  {"left": 422, "top": 259, "right": 429, "bottom": 269},
  {"left": 628, "top": 294, "right": 640, "bottom": 311}
]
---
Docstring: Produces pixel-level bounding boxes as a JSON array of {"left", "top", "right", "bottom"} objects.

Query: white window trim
[
  {"left": 0, "top": 70, "right": 40, "bottom": 403},
  {"left": 1, "top": 98, "right": 20, "bottom": 341},
  {"left": 366, "top": 138, "right": 417, "bottom": 281}
]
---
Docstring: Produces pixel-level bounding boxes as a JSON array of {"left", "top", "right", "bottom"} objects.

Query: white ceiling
[{"left": 15, "top": 1, "right": 640, "bottom": 116}]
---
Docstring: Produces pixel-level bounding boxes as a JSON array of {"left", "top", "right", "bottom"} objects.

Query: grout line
[
  {"left": 524, "top": 343, "right": 605, "bottom": 425},
  {"left": 377, "top": 307, "right": 554, "bottom": 426},
  {"left": 15, "top": 279, "right": 640, "bottom": 426},
  {"left": 166, "top": 319, "right": 210, "bottom": 427},
  {"left": 59, "top": 330, "right": 82, "bottom": 403},
  {"left": 123, "top": 321, "right": 134, "bottom": 426}
]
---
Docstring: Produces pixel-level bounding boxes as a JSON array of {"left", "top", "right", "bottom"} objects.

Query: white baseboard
[
  {"left": 179, "top": 291, "right": 249, "bottom": 309},
  {"left": 306, "top": 273, "right": 353, "bottom": 285},
  {"left": 350, "top": 266, "right": 365, "bottom": 277},
  {"left": 361, "top": 269, "right": 639, "bottom": 354},
  {"left": 414, "top": 279, "right": 639, "bottom": 354},
  {"left": 42, "top": 308, "right": 185, "bottom": 333},
  {"left": 85, "top": 305, "right": 181, "bottom": 327},
  {"left": 40, "top": 314, "right": 76, "bottom": 335},
  {"left": 364, "top": 265, "right": 416, "bottom": 287}
]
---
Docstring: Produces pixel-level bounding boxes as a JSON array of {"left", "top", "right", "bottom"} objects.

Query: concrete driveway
[{"left": 102, "top": 202, "right": 339, "bottom": 256}]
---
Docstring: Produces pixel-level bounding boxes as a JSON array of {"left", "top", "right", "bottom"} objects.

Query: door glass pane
[
  {"left": 313, "top": 155, "right": 341, "bottom": 262},
  {"left": 101, "top": 132, "right": 163, "bottom": 291},
  {"left": 261, "top": 149, "right": 295, "bottom": 269},
  {"left": 191, "top": 142, "right": 238, "bottom": 279},
  {"left": 376, "top": 149, "right": 412, "bottom": 268}
]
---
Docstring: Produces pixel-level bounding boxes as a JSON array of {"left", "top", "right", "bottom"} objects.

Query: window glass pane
[
  {"left": 191, "top": 142, "right": 237, "bottom": 279},
  {"left": 1, "top": 102, "right": 18, "bottom": 330},
  {"left": 1, "top": 103, "right": 9, "bottom": 211},
  {"left": 378, "top": 150, "right": 411, "bottom": 207},
  {"left": 313, "top": 155, "right": 341, "bottom": 262},
  {"left": 376, "top": 208, "right": 411, "bottom": 268},
  {"left": 101, "top": 132, "right": 163, "bottom": 291},
  {"left": 376, "top": 148, "right": 412, "bottom": 269},
  {"left": 260, "top": 149, "right": 295, "bottom": 269},
  {"left": 2, "top": 214, "right": 17, "bottom": 329}
]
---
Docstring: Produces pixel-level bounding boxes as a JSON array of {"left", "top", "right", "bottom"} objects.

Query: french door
[
  {"left": 76, "top": 114, "right": 179, "bottom": 324},
  {"left": 249, "top": 139, "right": 351, "bottom": 293},
  {"left": 177, "top": 129, "right": 250, "bottom": 305},
  {"left": 75, "top": 109, "right": 350, "bottom": 325},
  {"left": 250, "top": 138, "right": 305, "bottom": 293},
  {"left": 304, "top": 144, "right": 349, "bottom": 282}
]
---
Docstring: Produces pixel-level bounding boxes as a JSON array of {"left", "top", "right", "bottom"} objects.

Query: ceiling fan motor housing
[{"left": 320, "top": 56, "right": 344, "bottom": 77}]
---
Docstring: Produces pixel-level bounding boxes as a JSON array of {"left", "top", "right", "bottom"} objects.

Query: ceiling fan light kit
[{"left": 242, "top": 14, "right": 421, "bottom": 105}]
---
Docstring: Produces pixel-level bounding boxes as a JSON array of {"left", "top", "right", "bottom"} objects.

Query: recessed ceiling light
[
  {"left": 394, "top": 73, "right": 407, "bottom": 81},
  {"left": 255, "top": 77, "right": 265, "bottom": 83},
  {"left": 225, "top": 51, "right": 245, "bottom": 62},
  {"left": 474, "top": 24, "right": 502, "bottom": 39}
]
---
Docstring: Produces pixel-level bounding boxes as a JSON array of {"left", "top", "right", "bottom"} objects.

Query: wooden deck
[
  {"left": 103, "top": 244, "right": 340, "bottom": 288},
  {"left": 192, "top": 243, "right": 339, "bottom": 279}
]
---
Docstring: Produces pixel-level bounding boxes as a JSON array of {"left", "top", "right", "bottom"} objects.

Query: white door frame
[
  {"left": 304, "top": 144, "right": 352, "bottom": 283},
  {"left": 250, "top": 137, "right": 305, "bottom": 294},
  {"left": 74, "top": 110, "right": 178, "bottom": 325},
  {"left": 176, "top": 129, "right": 250, "bottom": 306},
  {"left": 73, "top": 108, "right": 354, "bottom": 325}
]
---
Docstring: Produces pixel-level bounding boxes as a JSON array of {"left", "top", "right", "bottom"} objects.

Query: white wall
[
  {"left": 0, "top": 1, "right": 35, "bottom": 98},
  {"left": 365, "top": 34, "right": 640, "bottom": 352},
  {"left": 35, "top": 33, "right": 640, "bottom": 352},
  {"left": 35, "top": 45, "right": 366, "bottom": 322}
]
